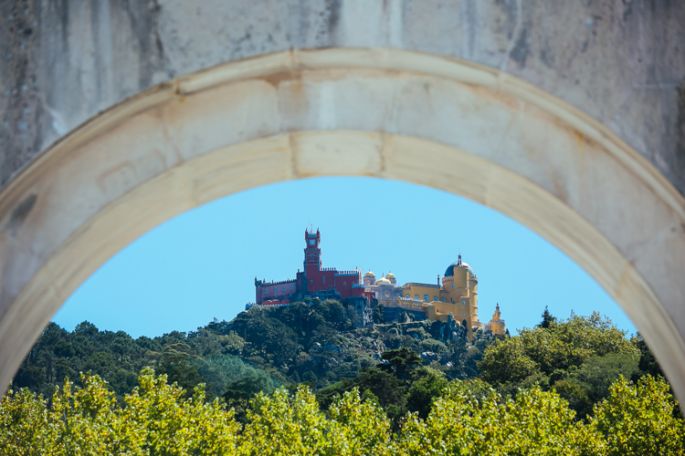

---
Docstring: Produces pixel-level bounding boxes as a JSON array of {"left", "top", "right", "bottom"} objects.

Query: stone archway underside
[{"left": 1, "top": 49, "right": 684, "bottom": 402}]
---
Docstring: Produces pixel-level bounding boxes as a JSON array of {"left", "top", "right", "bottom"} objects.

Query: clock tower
[{"left": 304, "top": 228, "right": 321, "bottom": 274}]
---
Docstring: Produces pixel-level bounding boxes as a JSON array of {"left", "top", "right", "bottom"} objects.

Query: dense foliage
[
  {"left": 479, "top": 312, "right": 656, "bottom": 417},
  {"left": 13, "top": 299, "right": 497, "bottom": 402},
  {"left": 14, "top": 320, "right": 280, "bottom": 402},
  {"left": 6, "top": 302, "right": 682, "bottom": 453},
  {"left": 317, "top": 348, "right": 449, "bottom": 425},
  {"left": 2, "top": 369, "right": 682, "bottom": 455}
]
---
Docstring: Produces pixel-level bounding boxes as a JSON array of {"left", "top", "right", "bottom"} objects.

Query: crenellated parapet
[{"left": 253, "top": 229, "right": 364, "bottom": 306}]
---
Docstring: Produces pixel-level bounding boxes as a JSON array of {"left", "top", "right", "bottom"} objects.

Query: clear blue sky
[{"left": 53, "top": 177, "right": 636, "bottom": 338}]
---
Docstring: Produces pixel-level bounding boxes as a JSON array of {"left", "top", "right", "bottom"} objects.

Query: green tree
[
  {"left": 379, "top": 348, "right": 422, "bottom": 381},
  {"left": 0, "top": 387, "right": 51, "bottom": 455},
  {"left": 395, "top": 380, "right": 603, "bottom": 455},
  {"left": 479, "top": 337, "right": 538, "bottom": 384},
  {"left": 590, "top": 375, "right": 685, "bottom": 455},
  {"left": 406, "top": 367, "right": 448, "bottom": 418},
  {"left": 239, "top": 386, "right": 330, "bottom": 455},
  {"left": 539, "top": 305, "right": 557, "bottom": 328},
  {"left": 2, "top": 369, "right": 685, "bottom": 455},
  {"left": 326, "top": 388, "right": 393, "bottom": 456},
  {"left": 0, "top": 369, "right": 242, "bottom": 455},
  {"left": 553, "top": 351, "right": 640, "bottom": 417},
  {"left": 122, "top": 368, "right": 240, "bottom": 454},
  {"left": 480, "top": 314, "right": 638, "bottom": 388},
  {"left": 356, "top": 367, "right": 407, "bottom": 422},
  {"left": 633, "top": 333, "right": 665, "bottom": 378}
]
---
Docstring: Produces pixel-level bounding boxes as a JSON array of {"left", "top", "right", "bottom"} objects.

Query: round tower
[
  {"left": 443, "top": 254, "right": 480, "bottom": 329},
  {"left": 363, "top": 271, "right": 376, "bottom": 286}
]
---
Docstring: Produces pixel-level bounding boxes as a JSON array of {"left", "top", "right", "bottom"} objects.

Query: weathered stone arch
[
  {"left": 1, "top": 2, "right": 684, "bottom": 405},
  {"left": 1, "top": 49, "right": 684, "bottom": 403}
]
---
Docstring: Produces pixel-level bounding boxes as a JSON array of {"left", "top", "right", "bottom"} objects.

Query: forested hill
[
  {"left": 6, "top": 299, "right": 684, "bottom": 454},
  {"left": 14, "top": 299, "right": 497, "bottom": 401},
  {"left": 14, "top": 299, "right": 663, "bottom": 420}
]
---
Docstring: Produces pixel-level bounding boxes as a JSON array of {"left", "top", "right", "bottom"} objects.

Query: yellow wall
[
  {"left": 386, "top": 263, "right": 504, "bottom": 337},
  {"left": 402, "top": 283, "right": 441, "bottom": 302},
  {"left": 489, "top": 320, "right": 506, "bottom": 336},
  {"left": 487, "top": 304, "right": 506, "bottom": 336},
  {"left": 425, "top": 301, "right": 470, "bottom": 323},
  {"left": 402, "top": 264, "right": 481, "bottom": 330}
]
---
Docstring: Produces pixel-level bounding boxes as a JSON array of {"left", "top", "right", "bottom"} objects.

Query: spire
[
  {"left": 457, "top": 254, "right": 462, "bottom": 266},
  {"left": 492, "top": 303, "right": 501, "bottom": 320}
]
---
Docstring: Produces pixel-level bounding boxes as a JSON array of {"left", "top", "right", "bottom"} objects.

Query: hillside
[
  {"left": 5, "top": 300, "right": 683, "bottom": 454},
  {"left": 13, "top": 299, "right": 664, "bottom": 420},
  {"left": 13, "top": 299, "right": 497, "bottom": 400}
]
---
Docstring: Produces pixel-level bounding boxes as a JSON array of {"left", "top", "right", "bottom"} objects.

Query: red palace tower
[{"left": 254, "top": 229, "right": 366, "bottom": 306}]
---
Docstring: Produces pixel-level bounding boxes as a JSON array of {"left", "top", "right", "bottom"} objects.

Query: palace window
[{"left": 423, "top": 294, "right": 429, "bottom": 302}]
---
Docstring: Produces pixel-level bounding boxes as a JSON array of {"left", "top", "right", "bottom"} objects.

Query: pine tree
[{"left": 539, "top": 306, "right": 557, "bottom": 329}]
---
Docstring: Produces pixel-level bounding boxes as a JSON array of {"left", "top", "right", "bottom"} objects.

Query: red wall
[
  {"left": 256, "top": 280, "right": 297, "bottom": 303},
  {"left": 255, "top": 231, "right": 363, "bottom": 304},
  {"left": 304, "top": 268, "right": 363, "bottom": 298}
]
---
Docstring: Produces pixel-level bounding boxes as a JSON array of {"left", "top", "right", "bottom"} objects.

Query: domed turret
[
  {"left": 376, "top": 277, "right": 391, "bottom": 286},
  {"left": 385, "top": 272, "right": 397, "bottom": 285},
  {"left": 363, "top": 270, "right": 376, "bottom": 286},
  {"left": 444, "top": 254, "right": 472, "bottom": 277}
]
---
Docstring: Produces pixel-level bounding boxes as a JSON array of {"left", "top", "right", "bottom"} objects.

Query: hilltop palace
[{"left": 249, "top": 229, "right": 505, "bottom": 336}]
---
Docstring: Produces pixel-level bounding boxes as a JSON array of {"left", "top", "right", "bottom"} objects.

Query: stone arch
[{"left": 1, "top": 49, "right": 684, "bottom": 404}]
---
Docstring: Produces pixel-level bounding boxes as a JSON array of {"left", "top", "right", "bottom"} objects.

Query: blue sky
[{"left": 53, "top": 177, "right": 636, "bottom": 338}]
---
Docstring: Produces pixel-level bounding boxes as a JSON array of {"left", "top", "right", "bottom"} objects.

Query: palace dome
[
  {"left": 364, "top": 271, "right": 376, "bottom": 278},
  {"left": 444, "top": 260, "right": 472, "bottom": 277},
  {"left": 376, "top": 277, "right": 391, "bottom": 285}
]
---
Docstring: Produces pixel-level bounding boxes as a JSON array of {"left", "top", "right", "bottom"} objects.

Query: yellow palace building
[{"left": 365, "top": 255, "right": 506, "bottom": 336}]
